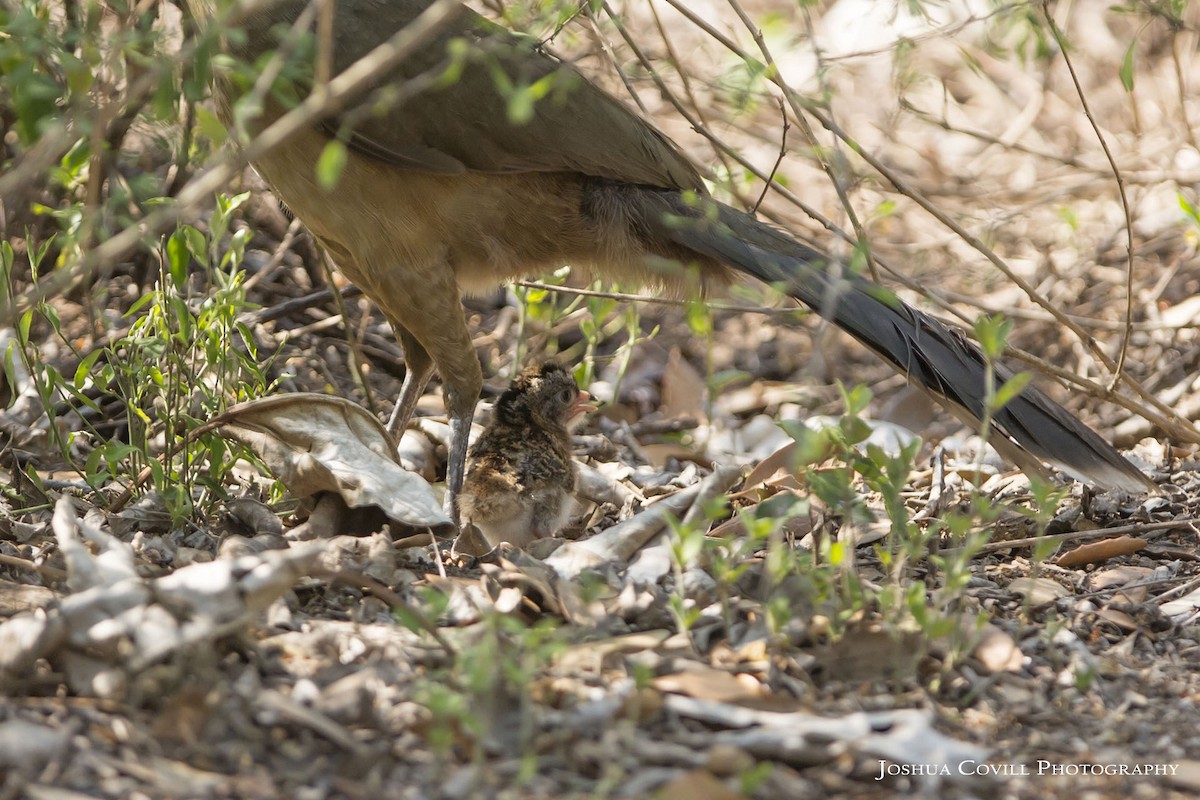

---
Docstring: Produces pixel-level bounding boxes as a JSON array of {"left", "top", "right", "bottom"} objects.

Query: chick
[{"left": 458, "top": 363, "right": 594, "bottom": 549}]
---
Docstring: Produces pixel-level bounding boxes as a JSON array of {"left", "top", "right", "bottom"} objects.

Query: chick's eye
[{"left": 560, "top": 389, "right": 573, "bottom": 403}]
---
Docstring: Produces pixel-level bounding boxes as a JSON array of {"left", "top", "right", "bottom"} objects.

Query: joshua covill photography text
[{"left": 877, "top": 761, "right": 1180, "bottom": 780}]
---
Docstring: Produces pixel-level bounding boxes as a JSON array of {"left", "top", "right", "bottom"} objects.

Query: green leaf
[
  {"left": 316, "top": 140, "right": 348, "bottom": 190},
  {"left": 9, "top": 62, "right": 61, "bottom": 144},
  {"left": 974, "top": 315, "right": 1013, "bottom": 360},
  {"left": 0, "top": 241, "right": 12, "bottom": 312},
  {"left": 992, "top": 371, "right": 1033, "bottom": 411},
  {"left": 196, "top": 106, "right": 228, "bottom": 145},
  {"left": 838, "top": 382, "right": 873, "bottom": 416},
  {"left": 84, "top": 447, "right": 111, "bottom": 484},
  {"left": 507, "top": 88, "right": 535, "bottom": 125},
  {"left": 1178, "top": 192, "right": 1200, "bottom": 227},
  {"left": 73, "top": 349, "right": 103, "bottom": 390},
  {"left": 183, "top": 225, "right": 208, "bottom": 266},
  {"left": 839, "top": 414, "right": 873, "bottom": 446},
  {"left": 18, "top": 310, "right": 33, "bottom": 343},
  {"left": 60, "top": 51, "right": 94, "bottom": 96},
  {"left": 685, "top": 299, "right": 712, "bottom": 336},
  {"left": 41, "top": 303, "right": 59, "bottom": 335},
  {"left": 1119, "top": 38, "right": 1136, "bottom": 92},
  {"left": 779, "top": 420, "right": 833, "bottom": 466},
  {"left": 167, "top": 229, "right": 190, "bottom": 289},
  {"left": 183, "top": 39, "right": 214, "bottom": 102}
]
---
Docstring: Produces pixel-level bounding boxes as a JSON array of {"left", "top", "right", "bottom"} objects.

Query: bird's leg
[
  {"left": 445, "top": 406, "right": 472, "bottom": 522},
  {"left": 386, "top": 326, "right": 435, "bottom": 436},
  {"left": 437, "top": 352, "right": 482, "bottom": 523},
  {"left": 370, "top": 275, "right": 482, "bottom": 524}
]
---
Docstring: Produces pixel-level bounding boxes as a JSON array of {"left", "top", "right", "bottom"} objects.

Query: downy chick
[{"left": 459, "top": 363, "right": 594, "bottom": 548}]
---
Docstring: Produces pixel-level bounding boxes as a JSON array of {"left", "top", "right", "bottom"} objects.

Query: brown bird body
[
  {"left": 459, "top": 363, "right": 592, "bottom": 548},
  {"left": 187, "top": 0, "right": 1154, "bottom": 515}
]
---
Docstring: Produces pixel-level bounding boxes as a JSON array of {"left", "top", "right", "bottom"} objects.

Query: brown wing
[{"left": 239, "top": 0, "right": 706, "bottom": 192}]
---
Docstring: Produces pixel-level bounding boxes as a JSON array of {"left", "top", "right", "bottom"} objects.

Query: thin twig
[
  {"left": 0, "top": 553, "right": 68, "bottom": 583},
  {"left": 729, "top": 0, "right": 879, "bottom": 279},
  {"left": 1040, "top": 2, "right": 1137, "bottom": 390},
  {"left": 321, "top": 252, "right": 377, "bottom": 416},
  {"left": 941, "top": 518, "right": 1189, "bottom": 557},
  {"left": 249, "top": 283, "right": 364, "bottom": 324},
  {"left": 751, "top": 98, "right": 790, "bottom": 214}
]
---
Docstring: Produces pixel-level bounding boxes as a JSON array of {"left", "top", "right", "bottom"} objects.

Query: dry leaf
[
  {"left": 662, "top": 346, "right": 707, "bottom": 420},
  {"left": 1056, "top": 536, "right": 1147, "bottom": 568},
  {"left": 1160, "top": 295, "right": 1200, "bottom": 328},
  {"left": 1161, "top": 586, "right": 1200, "bottom": 622},
  {"left": 1168, "top": 759, "right": 1200, "bottom": 791},
  {"left": 658, "top": 770, "right": 741, "bottom": 800},
  {"left": 813, "top": 626, "right": 923, "bottom": 682},
  {"left": 1090, "top": 565, "right": 1155, "bottom": 591},
  {"left": 742, "top": 441, "right": 796, "bottom": 489},
  {"left": 1008, "top": 577, "right": 1069, "bottom": 605},
  {"left": 639, "top": 442, "right": 713, "bottom": 470},
  {"left": 666, "top": 697, "right": 987, "bottom": 777},
  {"left": 555, "top": 631, "right": 672, "bottom": 673},
  {"left": 709, "top": 492, "right": 812, "bottom": 541},
  {"left": 0, "top": 580, "right": 59, "bottom": 616},
  {"left": 217, "top": 394, "right": 451, "bottom": 530},
  {"left": 878, "top": 385, "right": 935, "bottom": 434},
  {"left": 0, "top": 718, "right": 68, "bottom": 772},
  {"left": 396, "top": 428, "right": 438, "bottom": 481},
  {"left": 972, "top": 624, "right": 1024, "bottom": 674},
  {"left": 654, "top": 666, "right": 761, "bottom": 704},
  {"left": 1096, "top": 607, "right": 1139, "bottom": 631}
]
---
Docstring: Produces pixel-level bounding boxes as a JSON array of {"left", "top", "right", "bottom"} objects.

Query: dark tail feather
[{"left": 634, "top": 189, "right": 1154, "bottom": 492}]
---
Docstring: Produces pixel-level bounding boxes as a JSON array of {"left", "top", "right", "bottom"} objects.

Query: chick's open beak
[{"left": 567, "top": 390, "right": 596, "bottom": 429}]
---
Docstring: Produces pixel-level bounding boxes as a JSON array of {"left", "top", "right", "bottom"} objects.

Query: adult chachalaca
[{"left": 186, "top": 0, "right": 1154, "bottom": 515}]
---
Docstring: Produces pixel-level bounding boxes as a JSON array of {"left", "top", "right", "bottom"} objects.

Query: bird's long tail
[{"left": 632, "top": 188, "right": 1154, "bottom": 492}]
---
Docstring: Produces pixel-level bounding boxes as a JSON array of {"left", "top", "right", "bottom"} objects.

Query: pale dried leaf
[
  {"left": 1095, "top": 607, "right": 1139, "bottom": 631},
  {"left": 1009, "top": 577, "right": 1070, "bottom": 605},
  {"left": 877, "top": 385, "right": 936, "bottom": 434},
  {"left": 396, "top": 427, "right": 438, "bottom": 481},
  {"left": 654, "top": 667, "right": 761, "bottom": 704},
  {"left": 639, "top": 442, "right": 711, "bottom": 470},
  {"left": 1161, "top": 585, "right": 1200, "bottom": 622},
  {"left": 657, "top": 770, "right": 741, "bottom": 800},
  {"left": 54, "top": 499, "right": 138, "bottom": 592},
  {"left": 742, "top": 441, "right": 796, "bottom": 489},
  {"left": 576, "top": 461, "right": 636, "bottom": 506},
  {"left": 1090, "top": 565, "right": 1155, "bottom": 591},
  {"left": 1169, "top": 759, "right": 1200, "bottom": 791},
  {"left": 555, "top": 630, "right": 672, "bottom": 673},
  {"left": 973, "top": 624, "right": 1024, "bottom": 674},
  {"left": 0, "top": 611, "right": 67, "bottom": 674},
  {"left": 812, "top": 627, "right": 923, "bottom": 682},
  {"left": 217, "top": 394, "right": 450, "bottom": 529},
  {"left": 0, "top": 579, "right": 59, "bottom": 615},
  {"left": 1159, "top": 295, "right": 1200, "bottom": 328},
  {"left": 662, "top": 346, "right": 707, "bottom": 420}
]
